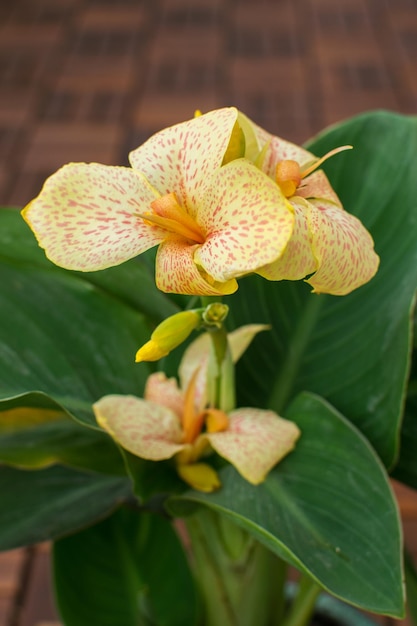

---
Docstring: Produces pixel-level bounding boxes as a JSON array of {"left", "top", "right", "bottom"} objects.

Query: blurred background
[
  {"left": 0, "top": 0, "right": 416, "bottom": 208},
  {"left": 0, "top": 0, "right": 417, "bottom": 624}
]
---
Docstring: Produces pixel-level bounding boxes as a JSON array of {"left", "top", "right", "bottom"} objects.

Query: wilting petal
[
  {"left": 144, "top": 373, "right": 184, "bottom": 419},
  {"left": 155, "top": 238, "right": 238, "bottom": 295},
  {"left": 22, "top": 163, "right": 163, "bottom": 271},
  {"left": 177, "top": 462, "right": 221, "bottom": 493},
  {"left": 129, "top": 108, "right": 239, "bottom": 218},
  {"left": 296, "top": 170, "right": 342, "bottom": 206},
  {"left": 206, "top": 409, "right": 300, "bottom": 485},
  {"left": 228, "top": 324, "right": 271, "bottom": 362},
  {"left": 194, "top": 159, "right": 294, "bottom": 282},
  {"left": 258, "top": 198, "right": 317, "bottom": 281},
  {"left": 93, "top": 395, "right": 184, "bottom": 461},
  {"left": 306, "top": 200, "right": 380, "bottom": 295}
]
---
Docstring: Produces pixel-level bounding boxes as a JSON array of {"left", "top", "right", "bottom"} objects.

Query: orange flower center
[
  {"left": 138, "top": 192, "right": 206, "bottom": 244},
  {"left": 275, "top": 145, "right": 353, "bottom": 198}
]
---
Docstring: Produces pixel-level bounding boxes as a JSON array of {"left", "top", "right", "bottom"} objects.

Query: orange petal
[
  {"left": 22, "top": 163, "right": 163, "bottom": 271},
  {"left": 206, "top": 409, "right": 300, "bottom": 485},
  {"left": 93, "top": 395, "right": 184, "bottom": 460}
]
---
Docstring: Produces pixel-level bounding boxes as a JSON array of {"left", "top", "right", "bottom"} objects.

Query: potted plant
[{"left": 0, "top": 107, "right": 416, "bottom": 626}]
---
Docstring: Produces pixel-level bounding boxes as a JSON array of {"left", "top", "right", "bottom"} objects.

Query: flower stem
[
  {"left": 184, "top": 508, "right": 288, "bottom": 626},
  {"left": 281, "top": 574, "right": 322, "bottom": 626}
]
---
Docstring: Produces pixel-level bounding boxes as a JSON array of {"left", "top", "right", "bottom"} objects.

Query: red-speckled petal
[
  {"left": 194, "top": 159, "right": 294, "bottom": 282},
  {"left": 297, "top": 170, "right": 342, "bottom": 206},
  {"left": 306, "top": 200, "right": 380, "bottom": 295},
  {"left": 145, "top": 372, "right": 184, "bottom": 419},
  {"left": 155, "top": 239, "right": 238, "bottom": 296},
  {"left": 253, "top": 197, "right": 317, "bottom": 281},
  {"left": 93, "top": 394, "right": 184, "bottom": 461},
  {"left": 22, "top": 163, "right": 163, "bottom": 271},
  {"left": 129, "top": 108, "right": 238, "bottom": 218},
  {"left": 206, "top": 409, "right": 300, "bottom": 485}
]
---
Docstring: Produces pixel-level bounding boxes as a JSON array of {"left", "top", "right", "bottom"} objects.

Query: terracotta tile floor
[{"left": 1, "top": 0, "right": 417, "bottom": 623}]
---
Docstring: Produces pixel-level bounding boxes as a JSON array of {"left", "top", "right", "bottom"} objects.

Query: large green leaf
[
  {"left": 53, "top": 507, "right": 200, "bottom": 626},
  {"left": 225, "top": 111, "right": 417, "bottom": 468},
  {"left": 169, "top": 392, "right": 404, "bottom": 617},
  {"left": 0, "top": 209, "right": 157, "bottom": 427},
  {"left": 0, "top": 416, "right": 126, "bottom": 475},
  {"left": 0, "top": 465, "right": 133, "bottom": 550}
]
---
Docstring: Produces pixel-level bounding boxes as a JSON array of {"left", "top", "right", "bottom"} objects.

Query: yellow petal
[
  {"left": 94, "top": 395, "right": 184, "bottom": 460},
  {"left": 155, "top": 239, "right": 238, "bottom": 296},
  {"left": 194, "top": 159, "right": 294, "bottom": 283},
  {"left": 144, "top": 372, "right": 184, "bottom": 419},
  {"left": 129, "top": 108, "right": 239, "bottom": 218},
  {"left": 306, "top": 200, "right": 380, "bottom": 295},
  {"left": 257, "top": 198, "right": 317, "bottom": 281},
  {"left": 177, "top": 462, "right": 221, "bottom": 492},
  {"left": 22, "top": 163, "right": 162, "bottom": 271},
  {"left": 206, "top": 409, "right": 300, "bottom": 485}
]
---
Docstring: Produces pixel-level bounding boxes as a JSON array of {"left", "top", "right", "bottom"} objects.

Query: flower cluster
[{"left": 22, "top": 107, "right": 379, "bottom": 297}]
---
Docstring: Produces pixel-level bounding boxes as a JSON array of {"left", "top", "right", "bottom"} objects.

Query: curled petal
[
  {"left": 206, "top": 409, "right": 300, "bottom": 485},
  {"left": 296, "top": 170, "right": 342, "bottom": 206},
  {"left": 177, "top": 462, "right": 221, "bottom": 493},
  {"left": 155, "top": 239, "right": 238, "bottom": 296},
  {"left": 195, "top": 159, "right": 294, "bottom": 282},
  {"left": 257, "top": 198, "right": 317, "bottom": 281},
  {"left": 22, "top": 163, "right": 162, "bottom": 271},
  {"left": 93, "top": 395, "right": 184, "bottom": 461},
  {"left": 307, "top": 200, "right": 380, "bottom": 295},
  {"left": 145, "top": 373, "right": 184, "bottom": 420},
  {"left": 129, "top": 108, "right": 239, "bottom": 218}
]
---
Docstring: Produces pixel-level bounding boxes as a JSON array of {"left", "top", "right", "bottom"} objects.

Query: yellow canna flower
[{"left": 22, "top": 108, "right": 294, "bottom": 297}]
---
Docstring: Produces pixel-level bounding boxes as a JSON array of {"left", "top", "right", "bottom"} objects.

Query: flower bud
[{"left": 135, "top": 310, "right": 201, "bottom": 363}]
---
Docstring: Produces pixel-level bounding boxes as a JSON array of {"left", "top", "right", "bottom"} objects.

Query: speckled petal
[
  {"left": 296, "top": 170, "right": 342, "bottom": 206},
  {"left": 22, "top": 163, "right": 163, "bottom": 271},
  {"left": 155, "top": 239, "right": 238, "bottom": 296},
  {"left": 144, "top": 372, "right": 184, "bottom": 419},
  {"left": 93, "top": 394, "right": 184, "bottom": 461},
  {"left": 194, "top": 159, "right": 294, "bottom": 282},
  {"left": 257, "top": 198, "right": 317, "bottom": 281},
  {"left": 129, "top": 108, "right": 239, "bottom": 218},
  {"left": 206, "top": 409, "right": 300, "bottom": 485},
  {"left": 306, "top": 200, "right": 380, "bottom": 295}
]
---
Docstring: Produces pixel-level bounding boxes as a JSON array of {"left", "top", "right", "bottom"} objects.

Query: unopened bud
[{"left": 135, "top": 310, "right": 200, "bottom": 363}]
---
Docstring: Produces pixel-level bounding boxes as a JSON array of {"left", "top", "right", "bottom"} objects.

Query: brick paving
[{"left": 1, "top": 0, "right": 417, "bottom": 623}]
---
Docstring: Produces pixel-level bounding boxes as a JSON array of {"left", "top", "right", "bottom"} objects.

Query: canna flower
[
  {"left": 241, "top": 113, "right": 380, "bottom": 295},
  {"left": 22, "top": 108, "right": 294, "bottom": 296},
  {"left": 94, "top": 327, "right": 300, "bottom": 492}
]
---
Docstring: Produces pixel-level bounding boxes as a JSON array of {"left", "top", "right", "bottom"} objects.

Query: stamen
[
  {"left": 300, "top": 145, "right": 353, "bottom": 179},
  {"left": 138, "top": 192, "right": 205, "bottom": 244},
  {"left": 181, "top": 368, "right": 205, "bottom": 444}
]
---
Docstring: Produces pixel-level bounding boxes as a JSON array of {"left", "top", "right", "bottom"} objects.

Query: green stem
[
  {"left": 281, "top": 574, "right": 322, "bottom": 626},
  {"left": 184, "top": 508, "right": 288, "bottom": 626}
]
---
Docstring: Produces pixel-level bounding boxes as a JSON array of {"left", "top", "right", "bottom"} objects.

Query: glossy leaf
[
  {"left": 0, "top": 208, "right": 156, "bottom": 428},
  {"left": 225, "top": 111, "right": 417, "bottom": 468},
  {"left": 0, "top": 465, "right": 133, "bottom": 550},
  {"left": 169, "top": 392, "right": 404, "bottom": 616},
  {"left": 0, "top": 417, "right": 126, "bottom": 475},
  {"left": 53, "top": 507, "right": 199, "bottom": 626}
]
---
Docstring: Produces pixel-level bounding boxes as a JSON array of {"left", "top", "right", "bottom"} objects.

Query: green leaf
[
  {"left": 226, "top": 111, "right": 417, "bottom": 468},
  {"left": 0, "top": 416, "right": 126, "bottom": 475},
  {"left": 405, "top": 550, "right": 417, "bottom": 626},
  {"left": 53, "top": 507, "right": 200, "bottom": 626},
  {"left": 0, "top": 209, "right": 156, "bottom": 428},
  {"left": 0, "top": 465, "right": 133, "bottom": 550},
  {"left": 169, "top": 392, "right": 404, "bottom": 617}
]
